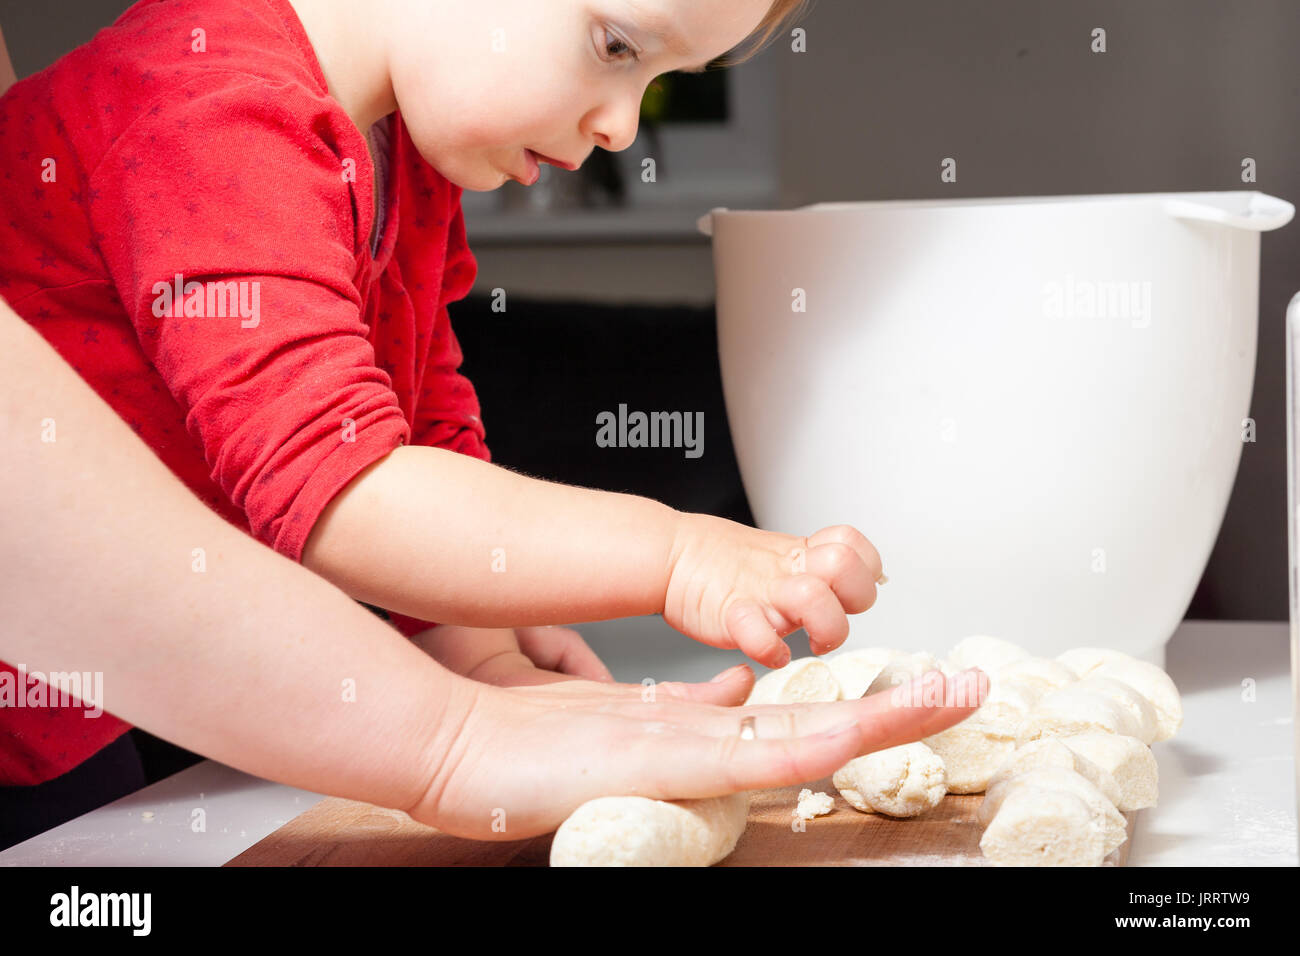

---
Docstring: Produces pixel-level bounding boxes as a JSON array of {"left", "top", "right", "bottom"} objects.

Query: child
[{"left": 1, "top": 0, "right": 953, "bottom": 821}]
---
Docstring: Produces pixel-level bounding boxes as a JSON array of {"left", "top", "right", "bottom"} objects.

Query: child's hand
[
  {"left": 662, "top": 515, "right": 884, "bottom": 669},
  {"left": 413, "top": 624, "right": 757, "bottom": 705},
  {"left": 409, "top": 668, "right": 984, "bottom": 840},
  {"left": 412, "top": 624, "right": 612, "bottom": 684}
]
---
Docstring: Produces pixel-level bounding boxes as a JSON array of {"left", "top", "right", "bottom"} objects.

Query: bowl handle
[{"left": 1164, "top": 192, "right": 1295, "bottom": 232}]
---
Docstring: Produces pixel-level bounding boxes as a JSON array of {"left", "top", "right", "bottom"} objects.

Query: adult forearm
[
  {"left": 302, "top": 444, "right": 679, "bottom": 627},
  {"left": 0, "top": 306, "right": 462, "bottom": 812}
]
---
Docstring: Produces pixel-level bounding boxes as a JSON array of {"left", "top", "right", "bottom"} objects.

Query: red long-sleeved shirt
[{"left": 0, "top": 0, "right": 491, "bottom": 784}]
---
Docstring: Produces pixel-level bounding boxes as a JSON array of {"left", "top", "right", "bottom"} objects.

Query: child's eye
[{"left": 603, "top": 27, "right": 640, "bottom": 63}]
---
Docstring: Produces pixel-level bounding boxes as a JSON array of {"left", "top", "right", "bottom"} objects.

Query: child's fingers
[
  {"left": 724, "top": 599, "right": 790, "bottom": 668},
  {"left": 513, "top": 626, "right": 615, "bottom": 682},
  {"left": 804, "top": 540, "right": 877, "bottom": 615},
  {"left": 807, "top": 525, "right": 884, "bottom": 583},
  {"left": 769, "top": 574, "right": 849, "bottom": 655},
  {"left": 501, "top": 665, "right": 756, "bottom": 704}
]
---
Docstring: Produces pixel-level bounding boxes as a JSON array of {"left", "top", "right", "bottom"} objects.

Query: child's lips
[
  {"left": 529, "top": 149, "right": 578, "bottom": 171},
  {"left": 516, "top": 148, "right": 541, "bottom": 185},
  {"left": 512, "top": 149, "right": 578, "bottom": 186}
]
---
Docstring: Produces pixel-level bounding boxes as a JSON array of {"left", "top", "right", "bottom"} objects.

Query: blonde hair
[{"left": 714, "top": 0, "right": 814, "bottom": 68}]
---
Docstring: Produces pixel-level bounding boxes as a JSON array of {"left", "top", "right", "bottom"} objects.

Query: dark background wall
[{"left": 4, "top": 0, "right": 1297, "bottom": 635}]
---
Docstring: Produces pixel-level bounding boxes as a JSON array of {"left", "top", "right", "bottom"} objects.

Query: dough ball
[
  {"left": 979, "top": 786, "right": 1106, "bottom": 866},
  {"left": 979, "top": 766, "right": 1127, "bottom": 855},
  {"left": 1057, "top": 732, "right": 1159, "bottom": 811},
  {"left": 745, "top": 657, "right": 842, "bottom": 705},
  {"left": 794, "top": 789, "right": 834, "bottom": 820},
  {"left": 987, "top": 737, "right": 1122, "bottom": 808},
  {"left": 1072, "top": 676, "right": 1159, "bottom": 744},
  {"left": 550, "top": 792, "right": 750, "bottom": 867},
  {"left": 825, "top": 647, "right": 904, "bottom": 699},
  {"left": 832, "top": 742, "right": 947, "bottom": 817},
  {"left": 977, "top": 675, "right": 1045, "bottom": 725},
  {"left": 1054, "top": 647, "right": 1136, "bottom": 679},
  {"left": 945, "top": 634, "right": 1030, "bottom": 672},
  {"left": 989, "top": 656, "right": 1078, "bottom": 694},
  {"left": 1015, "top": 682, "right": 1143, "bottom": 746},
  {"left": 923, "top": 716, "right": 1017, "bottom": 794},
  {"left": 1090, "top": 659, "right": 1182, "bottom": 742},
  {"left": 863, "top": 651, "right": 943, "bottom": 699}
]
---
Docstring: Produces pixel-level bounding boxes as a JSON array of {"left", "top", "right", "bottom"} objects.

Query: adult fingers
[
  {"left": 651, "top": 664, "right": 755, "bottom": 705},
  {"left": 621, "top": 669, "right": 985, "bottom": 745},
  {"left": 615, "top": 670, "right": 988, "bottom": 800}
]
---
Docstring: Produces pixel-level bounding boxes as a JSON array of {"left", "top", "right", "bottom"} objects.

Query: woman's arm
[
  {"left": 0, "top": 298, "right": 980, "bottom": 839},
  {"left": 0, "top": 299, "right": 460, "bottom": 812}
]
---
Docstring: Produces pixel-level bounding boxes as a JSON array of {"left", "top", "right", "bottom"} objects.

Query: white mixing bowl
[{"left": 699, "top": 192, "right": 1294, "bottom": 665}]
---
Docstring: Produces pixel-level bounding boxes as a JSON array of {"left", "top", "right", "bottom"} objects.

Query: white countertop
[{"left": 2, "top": 618, "right": 1294, "bottom": 866}]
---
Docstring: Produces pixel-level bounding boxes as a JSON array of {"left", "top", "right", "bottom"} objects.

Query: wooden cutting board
[{"left": 225, "top": 778, "right": 1135, "bottom": 866}]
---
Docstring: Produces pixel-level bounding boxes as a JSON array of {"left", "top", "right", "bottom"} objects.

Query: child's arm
[
  {"left": 303, "top": 445, "right": 883, "bottom": 670},
  {"left": 303, "top": 444, "right": 677, "bottom": 626}
]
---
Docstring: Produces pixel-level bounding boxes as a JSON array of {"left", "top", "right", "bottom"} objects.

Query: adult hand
[{"left": 407, "top": 667, "right": 985, "bottom": 840}]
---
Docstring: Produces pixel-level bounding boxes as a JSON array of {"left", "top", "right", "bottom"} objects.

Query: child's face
[{"left": 389, "top": 0, "right": 773, "bottom": 191}]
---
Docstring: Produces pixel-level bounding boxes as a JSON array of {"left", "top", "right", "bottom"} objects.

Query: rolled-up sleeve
[
  {"left": 410, "top": 194, "right": 490, "bottom": 460},
  {"left": 386, "top": 195, "right": 491, "bottom": 640},
  {"left": 90, "top": 75, "right": 411, "bottom": 561}
]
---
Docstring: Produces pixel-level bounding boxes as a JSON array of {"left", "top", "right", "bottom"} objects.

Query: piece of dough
[
  {"left": 979, "top": 787, "right": 1106, "bottom": 866},
  {"left": 1015, "top": 682, "right": 1143, "bottom": 746},
  {"left": 1071, "top": 676, "right": 1159, "bottom": 744},
  {"left": 1054, "top": 646, "right": 1135, "bottom": 679},
  {"left": 989, "top": 656, "right": 1078, "bottom": 694},
  {"left": 945, "top": 634, "right": 1029, "bottom": 672},
  {"left": 794, "top": 789, "right": 833, "bottom": 820},
  {"left": 550, "top": 792, "right": 750, "bottom": 867},
  {"left": 1057, "top": 732, "right": 1159, "bottom": 811},
  {"left": 923, "top": 716, "right": 1017, "bottom": 794},
  {"left": 987, "top": 737, "right": 1122, "bottom": 808},
  {"left": 978, "top": 675, "right": 1045, "bottom": 725},
  {"left": 745, "top": 657, "right": 842, "bottom": 705},
  {"left": 863, "top": 651, "right": 943, "bottom": 699},
  {"left": 1089, "top": 659, "right": 1183, "bottom": 742},
  {"left": 825, "top": 648, "right": 902, "bottom": 699},
  {"left": 979, "top": 767, "right": 1127, "bottom": 855},
  {"left": 832, "top": 742, "right": 947, "bottom": 817}
]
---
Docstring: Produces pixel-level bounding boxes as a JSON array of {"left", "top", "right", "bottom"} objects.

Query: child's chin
[{"left": 448, "top": 170, "right": 510, "bottom": 192}]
